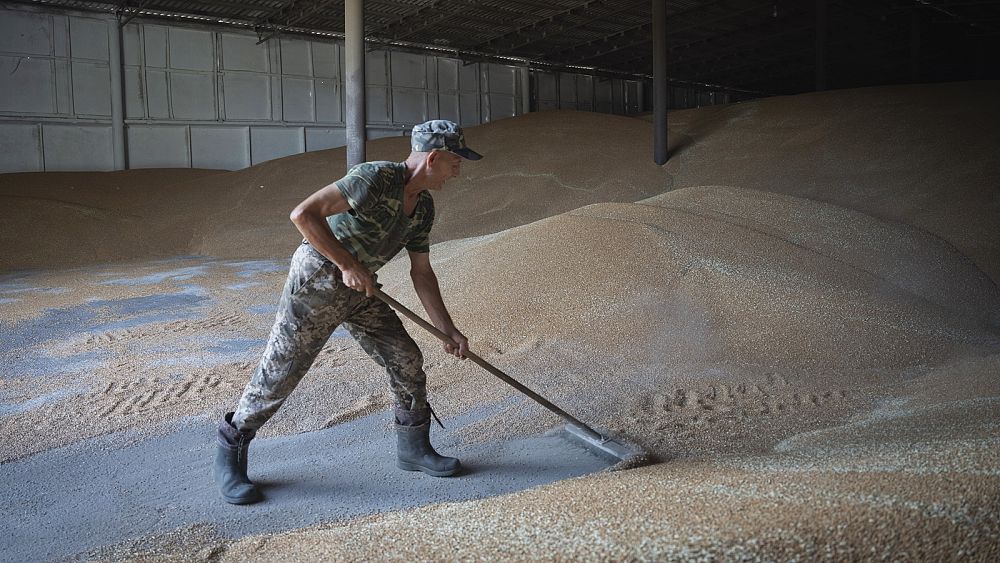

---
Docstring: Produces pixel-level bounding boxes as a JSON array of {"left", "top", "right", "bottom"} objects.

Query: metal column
[
  {"left": 910, "top": 9, "right": 922, "bottom": 83},
  {"left": 109, "top": 18, "right": 127, "bottom": 170},
  {"left": 519, "top": 66, "right": 531, "bottom": 115},
  {"left": 652, "top": 0, "right": 667, "bottom": 165},
  {"left": 345, "top": 0, "right": 366, "bottom": 168},
  {"left": 816, "top": 0, "right": 828, "bottom": 91}
]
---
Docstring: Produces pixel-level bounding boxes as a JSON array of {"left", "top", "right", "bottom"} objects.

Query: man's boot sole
[
  {"left": 397, "top": 460, "right": 460, "bottom": 477},
  {"left": 221, "top": 490, "right": 264, "bottom": 505}
]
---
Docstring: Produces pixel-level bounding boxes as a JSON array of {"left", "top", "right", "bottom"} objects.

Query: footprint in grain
[
  {"left": 86, "top": 371, "right": 232, "bottom": 417},
  {"left": 642, "top": 376, "right": 846, "bottom": 427}
]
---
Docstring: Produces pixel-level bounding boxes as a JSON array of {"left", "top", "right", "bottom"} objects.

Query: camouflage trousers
[{"left": 232, "top": 242, "right": 426, "bottom": 432}]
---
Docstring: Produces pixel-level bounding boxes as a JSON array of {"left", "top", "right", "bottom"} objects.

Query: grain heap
[{"left": 0, "top": 110, "right": 668, "bottom": 271}]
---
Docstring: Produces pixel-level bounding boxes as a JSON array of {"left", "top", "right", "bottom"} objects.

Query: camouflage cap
[{"left": 410, "top": 120, "right": 483, "bottom": 160}]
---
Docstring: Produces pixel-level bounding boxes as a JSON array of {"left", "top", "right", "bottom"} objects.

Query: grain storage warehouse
[{"left": 1, "top": 1, "right": 999, "bottom": 560}]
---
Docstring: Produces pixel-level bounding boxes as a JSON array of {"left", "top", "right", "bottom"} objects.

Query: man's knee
[{"left": 385, "top": 337, "right": 423, "bottom": 376}]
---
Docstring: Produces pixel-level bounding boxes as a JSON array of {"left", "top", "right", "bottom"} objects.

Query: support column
[
  {"left": 910, "top": 8, "right": 922, "bottom": 83},
  {"left": 816, "top": 0, "right": 827, "bottom": 91},
  {"left": 109, "top": 18, "right": 127, "bottom": 170},
  {"left": 519, "top": 66, "right": 531, "bottom": 115},
  {"left": 345, "top": 0, "right": 366, "bottom": 168},
  {"left": 652, "top": 0, "right": 668, "bottom": 164}
]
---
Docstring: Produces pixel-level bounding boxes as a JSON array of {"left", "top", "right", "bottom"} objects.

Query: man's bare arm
[
  {"left": 409, "top": 250, "right": 468, "bottom": 358},
  {"left": 289, "top": 183, "right": 375, "bottom": 296}
]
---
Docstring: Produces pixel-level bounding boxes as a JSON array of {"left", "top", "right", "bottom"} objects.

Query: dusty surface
[{"left": 1, "top": 81, "right": 999, "bottom": 561}]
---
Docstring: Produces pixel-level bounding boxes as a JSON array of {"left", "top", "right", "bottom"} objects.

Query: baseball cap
[{"left": 410, "top": 120, "right": 483, "bottom": 160}]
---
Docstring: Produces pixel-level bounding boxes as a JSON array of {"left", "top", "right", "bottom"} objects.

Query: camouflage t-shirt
[{"left": 326, "top": 161, "right": 434, "bottom": 272}]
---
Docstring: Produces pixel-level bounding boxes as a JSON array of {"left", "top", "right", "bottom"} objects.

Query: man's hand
[
  {"left": 341, "top": 261, "right": 375, "bottom": 297},
  {"left": 443, "top": 328, "right": 469, "bottom": 359}
]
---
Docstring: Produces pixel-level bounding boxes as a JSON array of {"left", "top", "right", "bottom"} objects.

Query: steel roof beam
[
  {"left": 482, "top": 1, "right": 654, "bottom": 55},
  {"left": 471, "top": 0, "right": 612, "bottom": 53},
  {"left": 371, "top": 0, "right": 475, "bottom": 42},
  {"left": 554, "top": 0, "right": 775, "bottom": 64}
]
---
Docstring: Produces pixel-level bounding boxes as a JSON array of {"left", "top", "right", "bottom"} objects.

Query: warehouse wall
[{"left": 0, "top": 4, "right": 642, "bottom": 173}]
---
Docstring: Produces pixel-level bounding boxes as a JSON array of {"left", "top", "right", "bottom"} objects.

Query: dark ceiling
[{"left": 14, "top": 0, "right": 1000, "bottom": 96}]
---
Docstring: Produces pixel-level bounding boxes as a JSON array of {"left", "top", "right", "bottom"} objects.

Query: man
[{"left": 214, "top": 120, "right": 483, "bottom": 505}]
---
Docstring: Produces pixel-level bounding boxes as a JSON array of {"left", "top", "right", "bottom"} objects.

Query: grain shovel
[{"left": 374, "top": 288, "right": 647, "bottom": 465}]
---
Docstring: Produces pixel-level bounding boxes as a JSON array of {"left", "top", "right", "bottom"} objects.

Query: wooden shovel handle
[{"left": 372, "top": 288, "right": 603, "bottom": 441}]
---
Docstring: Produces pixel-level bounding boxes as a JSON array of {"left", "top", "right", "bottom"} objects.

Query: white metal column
[
  {"left": 345, "top": 0, "right": 366, "bottom": 167},
  {"left": 109, "top": 18, "right": 127, "bottom": 169}
]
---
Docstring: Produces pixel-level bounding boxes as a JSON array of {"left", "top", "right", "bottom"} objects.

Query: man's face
[{"left": 425, "top": 150, "right": 461, "bottom": 190}]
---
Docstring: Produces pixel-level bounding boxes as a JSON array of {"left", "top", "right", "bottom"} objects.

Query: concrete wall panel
[
  {"left": 595, "top": 78, "right": 612, "bottom": 113},
  {"left": 392, "top": 89, "right": 426, "bottom": 125},
  {"left": 367, "top": 87, "right": 390, "bottom": 123},
  {"left": 367, "top": 128, "right": 402, "bottom": 141},
  {"left": 53, "top": 16, "right": 69, "bottom": 57},
  {"left": 460, "top": 92, "right": 479, "bottom": 125},
  {"left": 169, "top": 28, "right": 213, "bottom": 71},
  {"left": 127, "top": 125, "right": 189, "bottom": 168},
  {"left": 223, "top": 73, "right": 270, "bottom": 120},
  {"left": 42, "top": 123, "right": 114, "bottom": 170},
  {"left": 0, "top": 123, "right": 42, "bottom": 172},
  {"left": 489, "top": 94, "right": 515, "bottom": 120},
  {"left": 251, "top": 126, "right": 303, "bottom": 164},
  {"left": 143, "top": 26, "right": 168, "bottom": 68},
  {"left": 124, "top": 67, "right": 144, "bottom": 118},
  {"left": 221, "top": 33, "right": 267, "bottom": 72},
  {"left": 425, "top": 59, "right": 436, "bottom": 93},
  {"left": 459, "top": 63, "right": 478, "bottom": 91},
  {"left": 487, "top": 64, "right": 515, "bottom": 95},
  {"left": 0, "top": 11, "right": 53, "bottom": 55},
  {"left": 69, "top": 18, "right": 108, "bottom": 61},
  {"left": 577, "top": 74, "right": 593, "bottom": 109},
  {"left": 270, "top": 75, "right": 282, "bottom": 120},
  {"left": 437, "top": 93, "right": 459, "bottom": 122},
  {"left": 366, "top": 50, "right": 387, "bottom": 86},
  {"left": 537, "top": 71, "right": 557, "bottom": 103},
  {"left": 312, "top": 42, "right": 337, "bottom": 78},
  {"left": 54, "top": 59, "right": 71, "bottom": 114},
  {"left": 559, "top": 73, "right": 577, "bottom": 108},
  {"left": 306, "top": 127, "right": 347, "bottom": 152},
  {"left": 281, "top": 39, "right": 312, "bottom": 76},
  {"left": 438, "top": 59, "right": 458, "bottom": 90},
  {"left": 71, "top": 61, "right": 111, "bottom": 116},
  {"left": 391, "top": 51, "right": 425, "bottom": 89},
  {"left": 0, "top": 56, "right": 55, "bottom": 113},
  {"left": 282, "top": 77, "right": 315, "bottom": 122},
  {"left": 625, "top": 81, "right": 639, "bottom": 113},
  {"left": 145, "top": 70, "right": 170, "bottom": 118},
  {"left": 170, "top": 72, "right": 215, "bottom": 120},
  {"left": 315, "top": 78, "right": 341, "bottom": 123},
  {"left": 123, "top": 24, "right": 141, "bottom": 65},
  {"left": 191, "top": 126, "right": 249, "bottom": 170}
]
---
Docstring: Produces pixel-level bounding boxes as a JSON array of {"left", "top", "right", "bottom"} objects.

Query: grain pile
[
  {"left": 3, "top": 81, "right": 999, "bottom": 560},
  {"left": 0, "top": 110, "right": 667, "bottom": 271}
]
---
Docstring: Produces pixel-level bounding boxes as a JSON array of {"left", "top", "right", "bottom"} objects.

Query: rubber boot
[
  {"left": 214, "top": 412, "right": 263, "bottom": 505},
  {"left": 394, "top": 404, "right": 461, "bottom": 477}
]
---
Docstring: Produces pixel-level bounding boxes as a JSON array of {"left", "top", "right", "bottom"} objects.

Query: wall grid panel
[{"left": 0, "top": 4, "right": 688, "bottom": 173}]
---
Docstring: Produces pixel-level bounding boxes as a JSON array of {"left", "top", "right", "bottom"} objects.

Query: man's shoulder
[{"left": 347, "top": 161, "right": 401, "bottom": 181}]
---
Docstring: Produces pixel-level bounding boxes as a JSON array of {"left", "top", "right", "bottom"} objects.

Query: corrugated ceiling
[{"left": 9, "top": 0, "right": 1000, "bottom": 95}]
